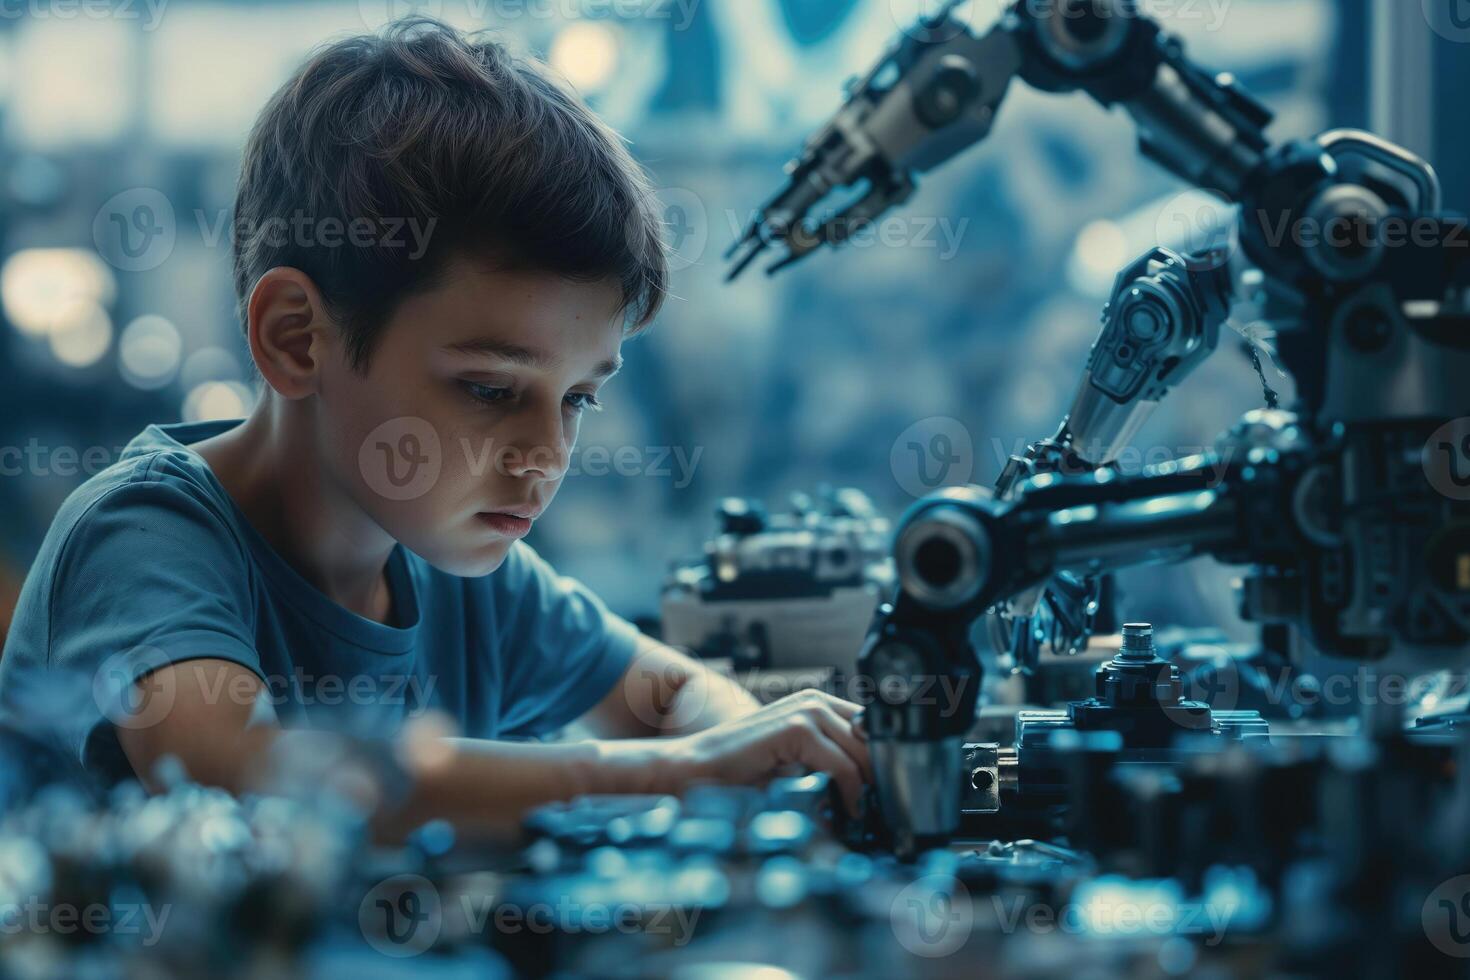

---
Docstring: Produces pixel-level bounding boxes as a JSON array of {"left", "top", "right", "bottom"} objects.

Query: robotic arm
[
  {"left": 725, "top": 0, "right": 1021, "bottom": 280},
  {"left": 729, "top": 0, "right": 1470, "bottom": 856},
  {"left": 1049, "top": 246, "right": 1232, "bottom": 466},
  {"left": 726, "top": 0, "right": 1271, "bottom": 281},
  {"left": 988, "top": 245, "right": 1234, "bottom": 672}
]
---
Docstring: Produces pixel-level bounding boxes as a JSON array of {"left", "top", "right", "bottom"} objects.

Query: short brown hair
[{"left": 232, "top": 17, "right": 667, "bottom": 370}]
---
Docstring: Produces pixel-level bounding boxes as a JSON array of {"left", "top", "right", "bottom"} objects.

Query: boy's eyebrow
[
  {"left": 444, "top": 338, "right": 623, "bottom": 379},
  {"left": 591, "top": 356, "right": 624, "bottom": 379}
]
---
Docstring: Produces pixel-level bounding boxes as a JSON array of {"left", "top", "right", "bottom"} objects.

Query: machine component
[
  {"left": 961, "top": 624, "right": 1268, "bottom": 816},
  {"left": 856, "top": 582, "right": 982, "bottom": 856},
  {"left": 1068, "top": 622, "right": 1216, "bottom": 740},
  {"left": 660, "top": 488, "right": 893, "bottom": 676}
]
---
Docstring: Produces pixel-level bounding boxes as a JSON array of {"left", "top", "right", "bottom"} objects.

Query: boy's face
[{"left": 319, "top": 256, "right": 627, "bottom": 577}]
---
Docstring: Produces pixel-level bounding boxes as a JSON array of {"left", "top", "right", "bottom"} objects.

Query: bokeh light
[
  {"left": 0, "top": 249, "right": 116, "bottom": 337},
  {"left": 46, "top": 301, "right": 113, "bottom": 369},
  {"left": 181, "top": 347, "right": 245, "bottom": 390},
  {"left": 118, "top": 316, "right": 184, "bottom": 390},
  {"left": 550, "top": 21, "right": 620, "bottom": 92},
  {"left": 183, "top": 381, "right": 255, "bottom": 423},
  {"left": 1067, "top": 220, "right": 1129, "bottom": 297}
]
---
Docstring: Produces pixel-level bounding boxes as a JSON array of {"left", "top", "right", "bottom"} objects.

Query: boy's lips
[
  {"left": 477, "top": 511, "right": 535, "bottom": 537},
  {"left": 488, "top": 504, "right": 544, "bottom": 521},
  {"left": 476, "top": 504, "right": 543, "bottom": 538}
]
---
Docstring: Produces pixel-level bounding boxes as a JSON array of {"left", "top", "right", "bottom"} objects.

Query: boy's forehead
[{"left": 400, "top": 256, "right": 627, "bottom": 366}]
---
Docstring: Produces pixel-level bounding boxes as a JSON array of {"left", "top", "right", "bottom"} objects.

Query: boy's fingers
[
  {"left": 792, "top": 729, "right": 863, "bottom": 813},
  {"left": 773, "top": 689, "right": 860, "bottom": 722},
  {"left": 813, "top": 691, "right": 862, "bottom": 720},
  {"left": 809, "top": 705, "right": 872, "bottom": 784}
]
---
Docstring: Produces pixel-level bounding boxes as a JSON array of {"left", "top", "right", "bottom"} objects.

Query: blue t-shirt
[{"left": 0, "top": 419, "right": 641, "bottom": 784}]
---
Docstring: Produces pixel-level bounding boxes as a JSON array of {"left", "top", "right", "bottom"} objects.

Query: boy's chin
[{"left": 415, "top": 538, "right": 514, "bottom": 578}]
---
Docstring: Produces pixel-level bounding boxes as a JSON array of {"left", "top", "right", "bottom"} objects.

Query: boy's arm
[
  {"left": 570, "top": 633, "right": 761, "bottom": 739},
  {"left": 117, "top": 658, "right": 870, "bottom": 835}
]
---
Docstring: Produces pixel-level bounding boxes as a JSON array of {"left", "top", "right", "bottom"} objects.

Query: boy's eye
[
  {"left": 564, "top": 392, "right": 603, "bottom": 414},
  {"left": 461, "top": 382, "right": 602, "bottom": 414},
  {"left": 462, "top": 381, "right": 513, "bottom": 406}
]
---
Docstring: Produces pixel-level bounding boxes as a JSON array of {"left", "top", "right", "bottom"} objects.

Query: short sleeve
[
  {"left": 491, "top": 541, "right": 642, "bottom": 737},
  {"left": 40, "top": 478, "right": 263, "bottom": 777}
]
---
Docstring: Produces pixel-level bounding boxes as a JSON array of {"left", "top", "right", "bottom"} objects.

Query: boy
[{"left": 0, "top": 19, "right": 869, "bottom": 832}]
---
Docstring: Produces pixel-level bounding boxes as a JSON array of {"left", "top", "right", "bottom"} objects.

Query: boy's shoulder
[
  {"left": 90, "top": 419, "right": 228, "bottom": 491},
  {"left": 39, "top": 420, "right": 249, "bottom": 574},
  {"left": 0, "top": 420, "right": 259, "bottom": 685}
]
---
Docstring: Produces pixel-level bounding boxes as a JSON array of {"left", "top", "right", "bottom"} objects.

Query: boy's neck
[{"left": 189, "top": 397, "right": 400, "bottom": 625}]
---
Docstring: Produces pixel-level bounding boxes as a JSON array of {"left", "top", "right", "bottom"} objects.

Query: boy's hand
[
  {"left": 666, "top": 690, "right": 871, "bottom": 812},
  {"left": 116, "top": 662, "right": 872, "bottom": 831}
]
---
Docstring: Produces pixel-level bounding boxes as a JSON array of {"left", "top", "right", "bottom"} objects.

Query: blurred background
[{"left": 0, "top": 0, "right": 1464, "bottom": 642}]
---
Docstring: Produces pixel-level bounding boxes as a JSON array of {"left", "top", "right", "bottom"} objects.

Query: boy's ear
[{"left": 246, "top": 268, "right": 336, "bottom": 399}]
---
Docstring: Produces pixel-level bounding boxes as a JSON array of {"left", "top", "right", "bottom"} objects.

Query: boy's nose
[{"left": 499, "top": 411, "right": 570, "bottom": 480}]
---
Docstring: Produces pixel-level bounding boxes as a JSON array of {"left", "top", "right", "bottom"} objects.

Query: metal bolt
[{"left": 1119, "top": 622, "right": 1157, "bottom": 660}]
